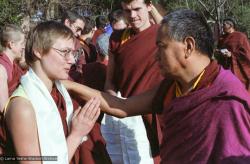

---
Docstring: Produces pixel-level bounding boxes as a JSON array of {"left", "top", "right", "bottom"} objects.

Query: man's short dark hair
[
  {"left": 121, "top": 0, "right": 151, "bottom": 5},
  {"left": 95, "top": 15, "right": 108, "bottom": 29},
  {"left": 82, "top": 17, "right": 95, "bottom": 35},
  {"left": 223, "top": 18, "right": 236, "bottom": 29},
  {"left": 161, "top": 9, "right": 214, "bottom": 58},
  {"left": 61, "top": 10, "right": 85, "bottom": 24},
  {"left": 108, "top": 9, "right": 128, "bottom": 25}
]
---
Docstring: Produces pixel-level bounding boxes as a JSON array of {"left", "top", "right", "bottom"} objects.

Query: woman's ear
[
  {"left": 33, "top": 49, "right": 42, "bottom": 59},
  {"left": 184, "top": 37, "right": 195, "bottom": 59}
]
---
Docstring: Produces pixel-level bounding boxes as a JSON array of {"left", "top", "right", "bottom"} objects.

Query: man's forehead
[
  {"left": 122, "top": 0, "right": 146, "bottom": 9},
  {"left": 74, "top": 19, "right": 85, "bottom": 28}
]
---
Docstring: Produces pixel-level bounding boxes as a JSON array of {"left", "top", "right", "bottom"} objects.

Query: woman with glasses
[{"left": 2, "top": 21, "right": 100, "bottom": 164}]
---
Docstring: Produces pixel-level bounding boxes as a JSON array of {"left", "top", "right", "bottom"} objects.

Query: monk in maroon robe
[
  {"left": 105, "top": 2, "right": 164, "bottom": 162},
  {"left": 108, "top": 24, "right": 164, "bottom": 161},
  {"left": 154, "top": 61, "right": 250, "bottom": 163},
  {"left": 64, "top": 9, "right": 250, "bottom": 164},
  {"left": 218, "top": 18, "right": 250, "bottom": 92}
]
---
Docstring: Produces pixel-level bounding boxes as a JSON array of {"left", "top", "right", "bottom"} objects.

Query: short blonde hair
[
  {"left": 0, "top": 24, "right": 24, "bottom": 50},
  {"left": 25, "top": 21, "right": 74, "bottom": 65}
]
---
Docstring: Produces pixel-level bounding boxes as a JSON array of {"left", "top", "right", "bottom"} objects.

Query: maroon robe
[
  {"left": 80, "top": 40, "right": 97, "bottom": 64},
  {"left": 69, "top": 39, "right": 86, "bottom": 82},
  {"left": 0, "top": 53, "right": 24, "bottom": 95},
  {"left": 69, "top": 40, "right": 111, "bottom": 163},
  {"left": 0, "top": 52, "right": 24, "bottom": 155},
  {"left": 82, "top": 62, "right": 107, "bottom": 91},
  {"left": 110, "top": 24, "right": 164, "bottom": 163},
  {"left": 154, "top": 61, "right": 250, "bottom": 163},
  {"left": 71, "top": 98, "right": 111, "bottom": 164},
  {"left": 51, "top": 87, "right": 80, "bottom": 164},
  {"left": 69, "top": 65, "right": 111, "bottom": 164},
  {"left": 52, "top": 87, "right": 111, "bottom": 164},
  {"left": 218, "top": 31, "right": 250, "bottom": 92}
]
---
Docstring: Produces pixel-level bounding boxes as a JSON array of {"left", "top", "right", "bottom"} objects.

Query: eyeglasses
[{"left": 51, "top": 47, "right": 77, "bottom": 59}]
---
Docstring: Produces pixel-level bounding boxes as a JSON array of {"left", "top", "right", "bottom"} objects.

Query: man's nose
[{"left": 130, "top": 10, "right": 137, "bottom": 18}]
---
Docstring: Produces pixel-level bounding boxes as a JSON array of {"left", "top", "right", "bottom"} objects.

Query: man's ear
[
  {"left": 7, "top": 41, "right": 14, "bottom": 49},
  {"left": 64, "top": 19, "right": 71, "bottom": 27},
  {"left": 183, "top": 37, "right": 195, "bottom": 59}
]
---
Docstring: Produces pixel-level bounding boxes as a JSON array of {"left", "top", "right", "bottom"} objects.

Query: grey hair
[{"left": 161, "top": 9, "right": 214, "bottom": 58}]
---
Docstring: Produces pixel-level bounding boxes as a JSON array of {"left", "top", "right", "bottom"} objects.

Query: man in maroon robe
[
  {"left": 105, "top": 0, "right": 164, "bottom": 162},
  {"left": 218, "top": 18, "right": 250, "bottom": 93},
  {"left": 65, "top": 9, "right": 250, "bottom": 164},
  {"left": 61, "top": 11, "right": 86, "bottom": 82}
]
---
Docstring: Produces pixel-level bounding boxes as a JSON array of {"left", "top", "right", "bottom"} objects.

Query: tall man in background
[{"left": 105, "top": 0, "right": 164, "bottom": 163}]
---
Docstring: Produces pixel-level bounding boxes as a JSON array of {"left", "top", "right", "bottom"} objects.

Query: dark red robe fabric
[
  {"left": 80, "top": 40, "right": 97, "bottom": 64},
  {"left": 69, "top": 39, "right": 98, "bottom": 83},
  {"left": 154, "top": 61, "right": 250, "bottom": 163},
  {"left": 51, "top": 87, "right": 80, "bottom": 164},
  {"left": 69, "top": 39, "right": 111, "bottom": 163},
  {"left": 109, "top": 24, "right": 164, "bottom": 163},
  {"left": 81, "top": 62, "right": 107, "bottom": 91},
  {"left": 218, "top": 31, "right": 250, "bottom": 92},
  {"left": 71, "top": 97, "right": 111, "bottom": 164},
  {"left": 0, "top": 52, "right": 24, "bottom": 155},
  {"left": 69, "top": 39, "right": 86, "bottom": 82},
  {"left": 0, "top": 53, "right": 24, "bottom": 95},
  {"left": 69, "top": 65, "right": 111, "bottom": 164}
]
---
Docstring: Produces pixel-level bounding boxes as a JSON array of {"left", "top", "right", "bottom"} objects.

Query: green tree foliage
[{"left": 0, "top": 0, "right": 23, "bottom": 25}]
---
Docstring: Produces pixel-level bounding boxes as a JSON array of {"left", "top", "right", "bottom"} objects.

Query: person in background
[
  {"left": 62, "top": 10, "right": 86, "bottom": 80},
  {"left": 108, "top": 9, "right": 129, "bottom": 32},
  {"left": 79, "top": 17, "right": 98, "bottom": 64},
  {"left": 67, "top": 16, "right": 112, "bottom": 164},
  {"left": 0, "top": 24, "right": 26, "bottom": 155},
  {"left": 64, "top": 9, "right": 250, "bottom": 164},
  {"left": 0, "top": 24, "right": 25, "bottom": 112},
  {"left": 92, "top": 15, "right": 109, "bottom": 45},
  {"left": 105, "top": 0, "right": 164, "bottom": 163},
  {"left": 218, "top": 18, "right": 250, "bottom": 93},
  {"left": 3, "top": 21, "right": 100, "bottom": 164},
  {"left": 103, "top": 8, "right": 154, "bottom": 164}
]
